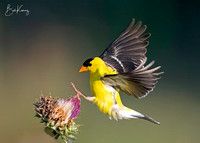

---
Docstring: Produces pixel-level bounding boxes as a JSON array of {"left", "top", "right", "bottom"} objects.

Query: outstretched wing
[
  {"left": 100, "top": 18, "right": 150, "bottom": 73},
  {"left": 101, "top": 58, "right": 163, "bottom": 99}
]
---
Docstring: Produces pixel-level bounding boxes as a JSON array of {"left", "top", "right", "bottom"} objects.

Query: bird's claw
[{"left": 71, "top": 82, "right": 94, "bottom": 102}]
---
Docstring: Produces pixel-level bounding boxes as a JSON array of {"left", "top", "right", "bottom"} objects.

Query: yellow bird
[{"left": 79, "top": 19, "right": 163, "bottom": 124}]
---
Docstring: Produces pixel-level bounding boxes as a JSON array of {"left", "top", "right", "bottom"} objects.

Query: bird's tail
[{"left": 110, "top": 104, "right": 160, "bottom": 125}]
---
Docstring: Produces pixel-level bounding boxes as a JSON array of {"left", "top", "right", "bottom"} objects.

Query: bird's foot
[
  {"left": 84, "top": 96, "right": 95, "bottom": 102},
  {"left": 71, "top": 82, "right": 95, "bottom": 102}
]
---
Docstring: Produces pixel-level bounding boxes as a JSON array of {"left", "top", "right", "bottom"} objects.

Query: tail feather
[
  {"left": 138, "top": 115, "right": 160, "bottom": 125},
  {"left": 110, "top": 104, "right": 160, "bottom": 125}
]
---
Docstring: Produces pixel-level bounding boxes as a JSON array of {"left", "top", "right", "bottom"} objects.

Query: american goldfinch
[{"left": 79, "top": 19, "right": 163, "bottom": 124}]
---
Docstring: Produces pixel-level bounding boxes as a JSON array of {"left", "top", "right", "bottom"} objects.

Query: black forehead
[{"left": 83, "top": 58, "right": 94, "bottom": 67}]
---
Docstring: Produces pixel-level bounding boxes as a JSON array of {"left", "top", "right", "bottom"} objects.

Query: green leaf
[
  {"left": 54, "top": 134, "right": 60, "bottom": 140},
  {"left": 44, "top": 127, "right": 57, "bottom": 137}
]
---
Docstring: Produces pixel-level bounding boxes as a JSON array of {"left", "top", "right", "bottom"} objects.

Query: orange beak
[{"left": 79, "top": 66, "right": 88, "bottom": 72}]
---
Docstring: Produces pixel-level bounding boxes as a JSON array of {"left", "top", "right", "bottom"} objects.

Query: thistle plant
[{"left": 34, "top": 83, "right": 82, "bottom": 143}]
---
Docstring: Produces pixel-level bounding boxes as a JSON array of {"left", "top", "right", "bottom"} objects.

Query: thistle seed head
[{"left": 34, "top": 92, "right": 81, "bottom": 143}]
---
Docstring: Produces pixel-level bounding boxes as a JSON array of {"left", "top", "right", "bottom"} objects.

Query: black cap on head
[{"left": 83, "top": 58, "right": 94, "bottom": 67}]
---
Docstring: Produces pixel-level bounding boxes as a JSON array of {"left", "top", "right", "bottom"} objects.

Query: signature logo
[{"left": 5, "top": 4, "right": 30, "bottom": 16}]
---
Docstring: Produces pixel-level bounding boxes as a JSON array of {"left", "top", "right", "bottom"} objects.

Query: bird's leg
[{"left": 71, "top": 82, "right": 95, "bottom": 102}]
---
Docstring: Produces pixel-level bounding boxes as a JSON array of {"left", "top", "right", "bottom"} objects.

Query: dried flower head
[{"left": 34, "top": 83, "right": 82, "bottom": 143}]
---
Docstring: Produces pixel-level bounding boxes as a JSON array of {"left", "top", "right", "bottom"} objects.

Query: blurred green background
[{"left": 0, "top": 0, "right": 200, "bottom": 143}]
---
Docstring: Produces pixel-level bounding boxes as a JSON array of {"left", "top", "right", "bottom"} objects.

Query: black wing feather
[
  {"left": 101, "top": 58, "right": 163, "bottom": 99},
  {"left": 100, "top": 19, "right": 150, "bottom": 73}
]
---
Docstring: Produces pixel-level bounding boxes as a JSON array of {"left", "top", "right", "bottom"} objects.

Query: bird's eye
[{"left": 88, "top": 63, "right": 92, "bottom": 66}]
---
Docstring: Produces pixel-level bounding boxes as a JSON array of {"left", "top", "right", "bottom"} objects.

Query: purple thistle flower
[
  {"left": 67, "top": 95, "right": 81, "bottom": 119},
  {"left": 50, "top": 95, "right": 81, "bottom": 126}
]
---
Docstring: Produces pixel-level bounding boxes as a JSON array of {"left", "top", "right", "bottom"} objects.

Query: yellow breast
[
  {"left": 90, "top": 73, "right": 114, "bottom": 114},
  {"left": 87, "top": 57, "right": 122, "bottom": 115}
]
